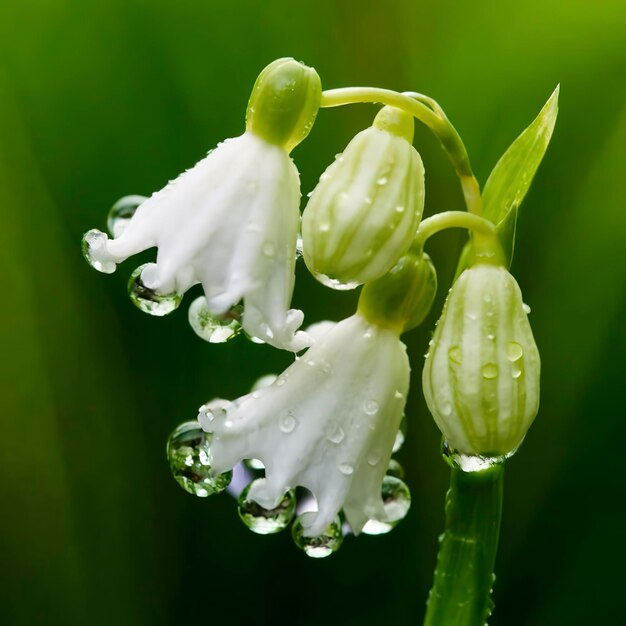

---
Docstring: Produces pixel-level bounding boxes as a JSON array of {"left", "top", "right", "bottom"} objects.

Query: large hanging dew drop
[
  {"left": 107, "top": 195, "right": 147, "bottom": 238},
  {"left": 166, "top": 422, "right": 232, "bottom": 497},
  {"left": 188, "top": 296, "right": 243, "bottom": 343},
  {"left": 128, "top": 264, "right": 182, "bottom": 316},
  {"left": 361, "top": 476, "right": 411, "bottom": 535},
  {"left": 81, "top": 229, "right": 116, "bottom": 274},
  {"left": 292, "top": 513, "right": 344, "bottom": 558},
  {"left": 442, "top": 439, "right": 511, "bottom": 472},
  {"left": 237, "top": 480, "right": 296, "bottom": 535}
]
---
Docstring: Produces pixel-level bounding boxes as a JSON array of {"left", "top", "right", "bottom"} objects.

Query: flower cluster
[{"left": 83, "top": 58, "right": 546, "bottom": 558}]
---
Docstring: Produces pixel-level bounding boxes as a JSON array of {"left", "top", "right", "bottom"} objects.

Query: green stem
[
  {"left": 413, "top": 212, "right": 505, "bottom": 266},
  {"left": 424, "top": 463, "right": 504, "bottom": 626},
  {"left": 320, "top": 87, "right": 482, "bottom": 215}
]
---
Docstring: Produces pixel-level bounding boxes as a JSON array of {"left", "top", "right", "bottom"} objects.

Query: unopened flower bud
[
  {"left": 422, "top": 264, "right": 540, "bottom": 456},
  {"left": 358, "top": 252, "right": 437, "bottom": 334},
  {"left": 246, "top": 58, "right": 322, "bottom": 153},
  {"left": 302, "top": 106, "right": 425, "bottom": 290}
]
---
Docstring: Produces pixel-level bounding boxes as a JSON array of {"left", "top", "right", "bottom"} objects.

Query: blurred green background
[{"left": 1, "top": 1, "right": 625, "bottom": 624}]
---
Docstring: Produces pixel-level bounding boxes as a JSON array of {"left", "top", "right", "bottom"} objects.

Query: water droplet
[
  {"left": 511, "top": 366, "right": 522, "bottom": 379},
  {"left": 279, "top": 413, "right": 297, "bottom": 433},
  {"left": 244, "top": 458, "right": 265, "bottom": 471},
  {"left": 244, "top": 331, "right": 266, "bottom": 344},
  {"left": 361, "top": 476, "right": 411, "bottom": 535},
  {"left": 392, "top": 416, "right": 407, "bottom": 453},
  {"left": 376, "top": 176, "right": 388, "bottom": 186},
  {"left": 387, "top": 459, "right": 404, "bottom": 478},
  {"left": 81, "top": 229, "right": 117, "bottom": 274},
  {"left": 306, "top": 191, "right": 313, "bottom": 198},
  {"left": 487, "top": 333, "right": 496, "bottom": 341},
  {"left": 306, "top": 359, "right": 316, "bottom": 368},
  {"left": 522, "top": 303, "right": 531, "bottom": 314},
  {"left": 364, "top": 196, "right": 372, "bottom": 205},
  {"left": 327, "top": 424, "right": 345, "bottom": 444},
  {"left": 506, "top": 341, "right": 524, "bottom": 361},
  {"left": 364, "top": 399, "right": 379, "bottom": 415},
  {"left": 395, "top": 205, "right": 405, "bottom": 213},
  {"left": 107, "top": 195, "right": 147, "bottom": 237},
  {"left": 394, "top": 390, "right": 404, "bottom": 401},
  {"left": 292, "top": 513, "right": 343, "bottom": 558},
  {"left": 188, "top": 296, "right": 242, "bottom": 342},
  {"left": 238, "top": 481, "right": 296, "bottom": 534},
  {"left": 262, "top": 242, "right": 275, "bottom": 258},
  {"left": 197, "top": 397, "right": 230, "bottom": 430},
  {"left": 251, "top": 374, "right": 277, "bottom": 391},
  {"left": 367, "top": 451, "right": 381, "bottom": 467},
  {"left": 167, "top": 422, "right": 232, "bottom": 497},
  {"left": 481, "top": 363, "right": 499, "bottom": 379},
  {"left": 448, "top": 346, "right": 463, "bottom": 365},
  {"left": 314, "top": 272, "right": 360, "bottom": 291},
  {"left": 319, "top": 222, "right": 330, "bottom": 232},
  {"left": 295, "top": 234, "right": 303, "bottom": 259},
  {"left": 442, "top": 440, "right": 510, "bottom": 472},
  {"left": 465, "top": 312, "right": 478, "bottom": 321},
  {"left": 128, "top": 264, "right": 182, "bottom": 316},
  {"left": 338, "top": 463, "right": 354, "bottom": 475},
  {"left": 275, "top": 375, "right": 287, "bottom": 387}
]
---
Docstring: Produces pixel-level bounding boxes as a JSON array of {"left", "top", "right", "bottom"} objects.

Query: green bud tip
[
  {"left": 246, "top": 57, "right": 322, "bottom": 153},
  {"left": 358, "top": 252, "right": 437, "bottom": 334},
  {"left": 372, "top": 106, "right": 414, "bottom": 143}
]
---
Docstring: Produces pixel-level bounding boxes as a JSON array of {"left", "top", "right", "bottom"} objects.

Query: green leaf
[
  {"left": 454, "top": 85, "right": 559, "bottom": 275},
  {"left": 483, "top": 84, "right": 560, "bottom": 226}
]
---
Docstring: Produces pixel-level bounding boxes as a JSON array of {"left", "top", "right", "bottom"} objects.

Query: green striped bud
[
  {"left": 301, "top": 106, "right": 425, "bottom": 290},
  {"left": 246, "top": 58, "right": 322, "bottom": 154},
  {"left": 422, "top": 264, "right": 540, "bottom": 456},
  {"left": 358, "top": 252, "right": 437, "bottom": 334}
]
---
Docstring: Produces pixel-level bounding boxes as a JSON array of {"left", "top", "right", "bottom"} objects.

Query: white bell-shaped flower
[
  {"left": 199, "top": 313, "right": 410, "bottom": 537},
  {"left": 82, "top": 58, "right": 322, "bottom": 352},
  {"left": 84, "top": 133, "right": 308, "bottom": 350}
]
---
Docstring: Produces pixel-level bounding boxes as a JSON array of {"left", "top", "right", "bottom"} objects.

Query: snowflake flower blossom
[{"left": 199, "top": 313, "right": 410, "bottom": 536}]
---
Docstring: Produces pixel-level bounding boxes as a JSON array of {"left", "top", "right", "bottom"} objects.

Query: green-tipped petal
[{"left": 246, "top": 58, "right": 322, "bottom": 153}]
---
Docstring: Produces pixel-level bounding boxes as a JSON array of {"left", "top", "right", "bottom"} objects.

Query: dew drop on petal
[
  {"left": 367, "top": 451, "right": 382, "bottom": 467},
  {"left": 376, "top": 176, "right": 388, "bottom": 186},
  {"left": 338, "top": 462, "right": 354, "bottom": 476},
  {"left": 251, "top": 374, "right": 278, "bottom": 391},
  {"left": 128, "top": 264, "right": 182, "bottom": 316},
  {"left": 292, "top": 513, "right": 343, "bottom": 558},
  {"left": 511, "top": 366, "right": 523, "bottom": 379},
  {"left": 237, "top": 481, "right": 296, "bottom": 535},
  {"left": 244, "top": 458, "right": 265, "bottom": 471},
  {"left": 188, "top": 296, "right": 242, "bottom": 343},
  {"left": 440, "top": 402, "right": 453, "bottom": 417},
  {"left": 295, "top": 234, "right": 304, "bottom": 260},
  {"left": 364, "top": 399, "right": 379, "bottom": 415},
  {"left": 387, "top": 459, "right": 405, "bottom": 479},
  {"left": 314, "top": 272, "right": 360, "bottom": 291},
  {"left": 506, "top": 341, "right": 524, "bottom": 361},
  {"left": 81, "top": 229, "right": 117, "bottom": 274},
  {"left": 279, "top": 413, "right": 297, "bottom": 433},
  {"left": 107, "top": 195, "right": 147, "bottom": 238},
  {"left": 327, "top": 424, "right": 345, "bottom": 444},
  {"left": 442, "top": 440, "right": 511, "bottom": 472},
  {"left": 197, "top": 398, "right": 231, "bottom": 431},
  {"left": 361, "top": 476, "right": 411, "bottom": 535},
  {"left": 522, "top": 303, "right": 531, "bottom": 315},
  {"left": 166, "top": 422, "right": 232, "bottom": 497},
  {"left": 481, "top": 363, "right": 499, "bottom": 380}
]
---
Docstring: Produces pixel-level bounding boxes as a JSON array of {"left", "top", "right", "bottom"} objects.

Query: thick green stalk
[{"left": 424, "top": 463, "right": 504, "bottom": 626}]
